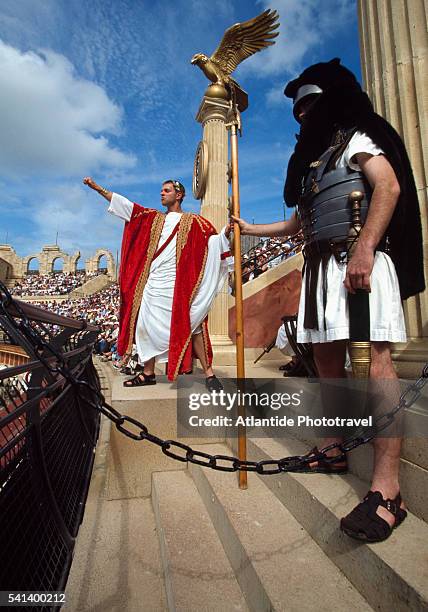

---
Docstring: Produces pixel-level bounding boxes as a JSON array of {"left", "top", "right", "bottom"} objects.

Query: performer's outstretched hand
[
  {"left": 83, "top": 177, "right": 98, "bottom": 190},
  {"left": 83, "top": 177, "right": 112, "bottom": 201}
]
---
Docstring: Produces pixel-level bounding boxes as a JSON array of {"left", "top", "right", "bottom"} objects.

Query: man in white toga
[{"left": 83, "top": 177, "right": 231, "bottom": 391}]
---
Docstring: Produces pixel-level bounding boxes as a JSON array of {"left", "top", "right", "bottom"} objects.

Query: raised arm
[
  {"left": 231, "top": 210, "right": 301, "bottom": 238},
  {"left": 83, "top": 177, "right": 133, "bottom": 222},
  {"left": 83, "top": 177, "right": 112, "bottom": 202}
]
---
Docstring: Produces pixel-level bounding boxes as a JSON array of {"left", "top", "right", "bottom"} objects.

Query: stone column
[
  {"left": 358, "top": 0, "right": 428, "bottom": 374},
  {"left": 196, "top": 94, "right": 235, "bottom": 364}
]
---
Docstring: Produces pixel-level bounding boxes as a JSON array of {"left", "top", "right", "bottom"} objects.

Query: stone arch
[
  {"left": 51, "top": 256, "right": 65, "bottom": 273},
  {"left": 37, "top": 245, "right": 72, "bottom": 275},
  {"left": 70, "top": 251, "right": 82, "bottom": 273},
  {"left": 85, "top": 248, "right": 116, "bottom": 278},
  {"left": 25, "top": 256, "right": 40, "bottom": 275},
  {"left": 97, "top": 254, "right": 108, "bottom": 271}
]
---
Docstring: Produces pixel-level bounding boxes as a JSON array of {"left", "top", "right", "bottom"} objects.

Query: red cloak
[{"left": 117, "top": 203, "right": 217, "bottom": 380}]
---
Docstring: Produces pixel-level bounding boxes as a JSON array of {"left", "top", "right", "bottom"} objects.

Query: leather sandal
[
  {"left": 297, "top": 446, "right": 348, "bottom": 474},
  {"left": 123, "top": 372, "right": 156, "bottom": 387},
  {"left": 206, "top": 375, "right": 224, "bottom": 392},
  {"left": 340, "top": 491, "right": 407, "bottom": 542}
]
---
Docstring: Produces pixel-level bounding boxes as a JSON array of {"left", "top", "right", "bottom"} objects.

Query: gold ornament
[
  {"left": 192, "top": 140, "right": 209, "bottom": 200},
  {"left": 191, "top": 9, "right": 279, "bottom": 112}
]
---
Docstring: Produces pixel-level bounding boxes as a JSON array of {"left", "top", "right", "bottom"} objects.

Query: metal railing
[{"left": 0, "top": 294, "right": 100, "bottom": 608}]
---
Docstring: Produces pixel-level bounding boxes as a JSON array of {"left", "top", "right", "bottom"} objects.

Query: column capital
[{"left": 196, "top": 96, "right": 230, "bottom": 125}]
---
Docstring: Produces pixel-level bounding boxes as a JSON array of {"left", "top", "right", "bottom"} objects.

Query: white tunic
[
  {"left": 109, "top": 194, "right": 232, "bottom": 363},
  {"left": 297, "top": 131, "right": 406, "bottom": 344}
]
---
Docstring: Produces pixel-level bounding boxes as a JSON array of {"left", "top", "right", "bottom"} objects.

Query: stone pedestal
[
  {"left": 196, "top": 96, "right": 236, "bottom": 365},
  {"left": 358, "top": 0, "right": 428, "bottom": 375}
]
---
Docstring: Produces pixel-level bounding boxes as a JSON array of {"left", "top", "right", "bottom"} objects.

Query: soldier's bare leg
[
  {"left": 313, "top": 340, "right": 404, "bottom": 526},
  {"left": 312, "top": 340, "right": 347, "bottom": 459},
  {"left": 369, "top": 341, "right": 405, "bottom": 525}
]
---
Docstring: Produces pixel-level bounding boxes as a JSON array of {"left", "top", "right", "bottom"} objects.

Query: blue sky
[{"left": 0, "top": 0, "right": 360, "bottom": 264}]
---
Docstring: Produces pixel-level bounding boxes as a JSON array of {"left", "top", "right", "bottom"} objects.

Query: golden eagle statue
[{"left": 191, "top": 9, "right": 279, "bottom": 111}]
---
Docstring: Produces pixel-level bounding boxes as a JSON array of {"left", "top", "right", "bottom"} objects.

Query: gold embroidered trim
[
  {"left": 126, "top": 212, "right": 165, "bottom": 353},
  {"left": 202, "top": 319, "right": 210, "bottom": 363},
  {"left": 195, "top": 214, "right": 214, "bottom": 232},
  {"left": 172, "top": 332, "right": 193, "bottom": 381},
  {"left": 176, "top": 213, "right": 194, "bottom": 266},
  {"left": 194, "top": 216, "right": 208, "bottom": 235},
  {"left": 172, "top": 245, "right": 209, "bottom": 380},
  {"left": 132, "top": 207, "right": 157, "bottom": 220}
]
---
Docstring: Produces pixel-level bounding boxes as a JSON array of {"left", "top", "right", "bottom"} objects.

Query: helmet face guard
[{"left": 292, "top": 84, "right": 323, "bottom": 120}]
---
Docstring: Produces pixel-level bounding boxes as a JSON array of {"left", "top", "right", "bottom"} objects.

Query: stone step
[
  {"left": 106, "top": 373, "right": 223, "bottom": 500},
  {"left": 244, "top": 436, "right": 428, "bottom": 611},
  {"left": 188, "top": 444, "right": 373, "bottom": 612},
  {"left": 67, "top": 413, "right": 167, "bottom": 611},
  {"left": 267, "top": 377, "right": 428, "bottom": 522},
  {"left": 270, "top": 432, "right": 428, "bottom": 524},
  {"left": 291, "top": 430, "right": 428, "bottom": 473},
  {"left": 152, "top": 470, "right": 249, "bottom": 612},
  {"left": 271, "top": 374, "right": 428, "bottom": 473}
]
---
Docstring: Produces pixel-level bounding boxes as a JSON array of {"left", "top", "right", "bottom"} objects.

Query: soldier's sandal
[{"left": 340, "top": 490, "right": 407, "bottom": 542}]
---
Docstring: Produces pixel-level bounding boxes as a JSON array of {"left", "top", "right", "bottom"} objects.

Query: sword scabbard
[{"left": 347, "top": 190, "right": 371, "bottom": 379}]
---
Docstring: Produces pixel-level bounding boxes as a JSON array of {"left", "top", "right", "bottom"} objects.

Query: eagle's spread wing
[{"left": 211, "top": 9, "right": 279, "bottom": 76}]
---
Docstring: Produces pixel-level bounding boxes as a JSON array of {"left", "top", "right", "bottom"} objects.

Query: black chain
[{"left": 1, "top": 282, "right": 427, "bottom": 475}]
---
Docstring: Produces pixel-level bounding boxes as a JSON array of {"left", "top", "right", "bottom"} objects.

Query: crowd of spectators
[
  {"left": 38, "top": 283, "right": 119, "bottom": 334},
  {"left": 12, "top": 270, "right": 106, "bottom": 297},
  {"left": 36, "top": 283, "right": 140, "bottom": 374},
  {"left": 242, "top": 232, "right": 303, "bottom": 283}
]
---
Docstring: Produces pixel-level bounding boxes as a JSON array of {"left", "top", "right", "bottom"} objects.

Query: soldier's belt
[
  {"left": 303, "top": 237, "right": 386, "bottom": 262},
  {"left": 303, "top": 240, "right": 347, "bottom": 260}
]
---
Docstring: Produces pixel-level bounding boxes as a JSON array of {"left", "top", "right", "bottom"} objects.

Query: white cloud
[
  {"left": 237, "top": 0, "right": 355, "bottom": 79},
  {"left": 29, "top": 183, "right": 123, "bottom": 257},
  {"left": 0, "top": 39, "right": 136, "bottom": 178},
  {"left": 266, "top": 85, "right": 287, "bottom": 106}
]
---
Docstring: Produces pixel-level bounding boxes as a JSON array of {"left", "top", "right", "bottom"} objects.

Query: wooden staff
[{"left": 229, "top": 106, "right": 247, "bottom": 489}]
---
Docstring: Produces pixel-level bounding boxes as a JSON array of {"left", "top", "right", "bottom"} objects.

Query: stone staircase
[
  {"left": 68, "top": 273, "right": 113, "bottom": 297},
  {"left": 67, "top": 360, "right": 428, "bottom": 611}
]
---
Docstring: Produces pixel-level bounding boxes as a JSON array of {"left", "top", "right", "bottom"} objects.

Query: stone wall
[
  {"left": 228, "top": 254, "right": 304, "bottom": 348},
  {"left": 0, "top": 257, "right": 12, "bottom": 283},
  {"left": 0, "top": 244, "right": 116, "bottom": 282}
]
